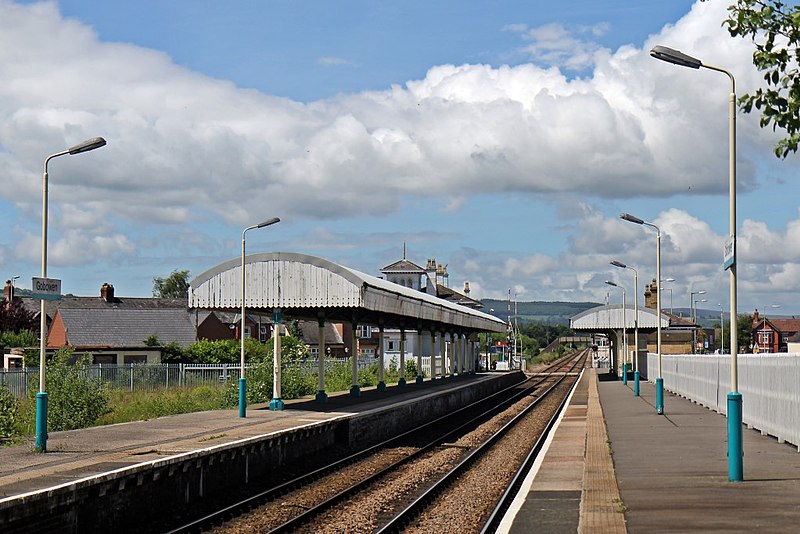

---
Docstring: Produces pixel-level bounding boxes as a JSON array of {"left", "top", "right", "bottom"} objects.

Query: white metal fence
[{"left": 647, "top": 353, "right": 800, "bottom": 451}]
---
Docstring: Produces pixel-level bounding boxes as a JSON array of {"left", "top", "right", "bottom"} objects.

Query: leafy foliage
[
  {"left": 28, "top": 349, "right": 110, "bottom": 431},
  {"left": 0, "top": 329, "right": 37, "bottom": 349},
  {"left": 152, "top": 269, "right": 190, "bottom": 298},
  {"left": 0, "top": 300, "right": 36, "bottom": 334},
  {"left": 0, "top": 387, "right": 19, "bottom": 442},
  {"left": 722, "top": 0, "right": 800, "bottom": 157}
]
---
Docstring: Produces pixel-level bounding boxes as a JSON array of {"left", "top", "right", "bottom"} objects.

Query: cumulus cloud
[
  {"left": 1, "top": 0, "right": 798, "bottom": 310},
  {"left": 511, "top": 21, "right": 611, "bottom": 70}
]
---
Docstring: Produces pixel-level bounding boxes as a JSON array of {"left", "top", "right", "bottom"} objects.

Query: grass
[{"left": 96, "top": 385, "right": 231, "bottom": 426}]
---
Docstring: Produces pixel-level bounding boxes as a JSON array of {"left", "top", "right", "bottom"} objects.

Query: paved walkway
[
  {"left": 503, "top": 368, "right": 800, "bottom": 533},
  {"left": 601, "top": 377, "right": 800, "bottom": 533}
]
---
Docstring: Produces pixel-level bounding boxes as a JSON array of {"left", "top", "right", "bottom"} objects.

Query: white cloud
[{"left": 2, "top": 1, "right": 800, "bottom": 311}]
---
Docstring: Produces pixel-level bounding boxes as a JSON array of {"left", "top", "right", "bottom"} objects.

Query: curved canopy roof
[
  {"left": 189, "top": 252, "right": 506, "bottom": 333},
  {"left": 570, "top": 304, "right": 670, "bottom": 331}
]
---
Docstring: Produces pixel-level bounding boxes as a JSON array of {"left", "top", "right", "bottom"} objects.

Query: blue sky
[{"left": 2, "top": 0, "right": 800, "bottom": 316}]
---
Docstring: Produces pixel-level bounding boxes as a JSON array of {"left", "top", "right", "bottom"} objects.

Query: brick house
[{"left": 752, "top": 309, "right": 800, "bottom": 353}]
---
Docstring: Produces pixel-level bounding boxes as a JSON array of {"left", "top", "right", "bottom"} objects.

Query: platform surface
[
  {"left": 0, "top": 374, "right": 494, "bottom": 499},
  {"left": 502, "top": 369, "right": 800, "bottom": 533}
]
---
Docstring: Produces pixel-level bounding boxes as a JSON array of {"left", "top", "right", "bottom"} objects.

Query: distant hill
[{"left": 480, "top": 300, "right": 601, "bottom": 325}]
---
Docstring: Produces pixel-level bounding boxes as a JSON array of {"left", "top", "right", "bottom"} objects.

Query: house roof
[
  {"left": 298, "top": 320, "right": 344, "bottom": 345},
  {"left": 755, "top": 317, "right": 800, "bottom": 333},
  {"left": 380, "top": 259, "right": 426, "bottom": 273},
  {"left": 435, "top": 284, "right": 482, "bottom": 309},
  {"left": 22, "top": 296, "right": 187, "bottom": 321},
  {"left": 55, "top": 308, "right": 199, "bottom": 349}
]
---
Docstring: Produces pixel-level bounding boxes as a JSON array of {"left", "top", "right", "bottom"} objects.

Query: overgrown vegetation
[{"left": 29, "top": 350, "right": 111, "bottom": 432}]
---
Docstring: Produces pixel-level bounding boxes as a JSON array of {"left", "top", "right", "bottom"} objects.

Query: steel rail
[
  {"left": 377, "top": 350, "right": 587, "bottom": 533},
  {"left": 166, "top": 358, "right": 570, "bottom": 534}
]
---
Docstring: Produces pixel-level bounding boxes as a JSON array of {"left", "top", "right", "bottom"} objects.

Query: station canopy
[
  {"left": 189, "top": 252, "right": 506, "bottom": 333},
  {"left": 570, "top": 304, "right": 670, "bottom": 332}
]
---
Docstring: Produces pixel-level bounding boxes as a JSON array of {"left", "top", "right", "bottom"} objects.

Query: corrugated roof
[
  {"left": 570, "top": 304, "right": 670, "bottom": 330},
  {"left": 190, "top": 252, "right": 506, "bottom": 333},
  {"left": 57, "top": 308, "right": 199, "bottom": 349}
]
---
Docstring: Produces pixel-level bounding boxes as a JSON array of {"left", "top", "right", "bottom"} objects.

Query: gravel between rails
[
  {"left": 210, "top": 361, "right": 580, "bottom": 534},
  {"left": 406, "top": 382, "right": 571, "bottom": 533}
]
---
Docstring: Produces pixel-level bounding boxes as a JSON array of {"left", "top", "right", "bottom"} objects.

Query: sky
[{"left": 1, "top": 0, "right": 799, "bottom": 317}]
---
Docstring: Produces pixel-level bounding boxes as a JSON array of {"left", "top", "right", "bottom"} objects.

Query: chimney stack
[
  {"left": 753, "top": 309, "right": 759, "bottom": 323},
  {"left": 3, "top": 280, "right": 11, "bottom": 302},
  {"left": 100, "top": 283, "right": 115, "bottom": 302},
  {"left": 463, "top": 281, "right": 470, "bottom": 295}
]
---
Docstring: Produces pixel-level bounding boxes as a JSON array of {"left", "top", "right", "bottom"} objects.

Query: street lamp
[
  {"left": 620, "top": 212, "right": 664, "bottom": 414},
  {"left": 690, "top": 290, "right": 707, "bottom": 354},
  {"left": 611, "top": 260, "right": 640, "bottom": 396},
  {"left": 651, "top": 44, "right": 741, "bottom": 481},
  {"left": 240, "top": 217, "right": 280, "bottom": 418},
  {"left": 37, "top": 136, "right": 106, "bottom": 452},
  {"left": 690, "top": 290, "right": 707, "bottom": 322},
  {"left": 605, "top": 280, "right": 627, "bottom": 384},
  {"left": 661, "top": 278, "right": 676, "bottom": 314},
  {"left": 693, "top": 298, "right": 708, "bottom": 353}
]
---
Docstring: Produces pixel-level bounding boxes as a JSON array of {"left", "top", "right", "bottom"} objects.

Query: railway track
[{"left": 166, "top": 350, "right": 588, "bottom": 533}]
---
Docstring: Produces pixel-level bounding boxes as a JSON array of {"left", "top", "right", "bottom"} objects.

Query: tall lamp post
[
  {"left": 620, "top": 212, "right": 664, "bottom": 414},
  {"left": 661, "top": 278, "right": 676, "bottom": 314},
  {"left": 37, "top": 137, "right": 106, "bottom": 452},
  {"left": 690, "top": 290, "right": 707, "bottom": 353},
  {"left": 718, "top": 303, "right": 725, "bottom": 354},
  {"left": 605, "top": 280, "right": 627, "bottom": 384},
  {"left": 651, "top": 44, "right": 741, "bottom": 481},
  {"left": 240, "top": 217, "right": 280, "bottom": 418},
  {"left": 694, "top": 298, "right": 708, "bottom": 352},
  {"left": 612, "top": 260, "right": 640, "bottom": 396}
]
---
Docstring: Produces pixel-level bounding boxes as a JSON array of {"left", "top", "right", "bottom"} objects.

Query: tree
[
  {"left": 722, "top": 0, "right": 800, "bottom": 157},
  {"left": 737, "top": 313, "right": 755, "bottom": 352},
  {"left": 152, "top": 269, "right": 190, "bottom": 298},
  {"left": 0, "top": 300, "right": 36, "bottom": 334}
]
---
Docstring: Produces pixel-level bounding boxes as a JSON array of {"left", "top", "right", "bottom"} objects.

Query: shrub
[
  {"left": 28, "top": 349, "right": 110, "bottom": 431},
  {"left": 0, "top": 386, "right": 19, "bottom": 442}
]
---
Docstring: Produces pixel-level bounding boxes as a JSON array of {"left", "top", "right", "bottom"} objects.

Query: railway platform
[
  {"left": 0, "top": 373, "right": 507, "bottom": 499},
  {"left": 502, "top": 368, "right": 800, "bottom": 533}
]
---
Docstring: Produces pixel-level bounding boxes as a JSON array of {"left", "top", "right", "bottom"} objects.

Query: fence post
[
  {"left": 130, "top": 363, "right": 134, "bottom": 392},
  {"left": 166, "top": 363, "right": 169, "bottom": 388}
]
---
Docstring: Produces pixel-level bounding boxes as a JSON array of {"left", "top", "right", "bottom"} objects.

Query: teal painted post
[
  {"left": 238, "top": 378, "right": 246, "bottom": 417},
  {"left": 35, "top": 392, "right": 48, "bottom": 452},
  {"left": 622, "top": 363, "right": 628, "bottom": 385},
  {"left": 728, "top": 392, "right": 743, "bottom": 481},
  {"left": 634, "top": 371, "right": 640, "bottom": 397},
  {"left": 656, "top": 377, "right": 664, "bottom": 414}
]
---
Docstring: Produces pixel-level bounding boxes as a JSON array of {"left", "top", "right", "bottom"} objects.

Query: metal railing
[
  {"left": 0, "top": 357, "right": 395, "bottom": 399},
  {"left": 647, "top": 352, "right": 800, "bottom": 451}
]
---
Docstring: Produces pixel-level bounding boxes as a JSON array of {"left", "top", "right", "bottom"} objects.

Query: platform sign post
[{"left": 31, "top": 277, "right": 62, "bottom": 301}]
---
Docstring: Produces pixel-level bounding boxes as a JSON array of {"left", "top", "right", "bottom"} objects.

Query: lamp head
[
  {"left": 605, "top": 280, "right": 619, "bottom": 288},
  {"left": 256, "top": 217, "right": 281, "bottom": 228},
  {"left": 650, "top": 45, "right": 702, "bottom": 69},
  {"left": 610, "top": 260, "right": 627, "bottom": 269},
  {"left": 68, "top": 137, "right": 106, "bottom": 155},
  {"left": 620, "top": 213, "right": 644, "bottom": 225}
]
